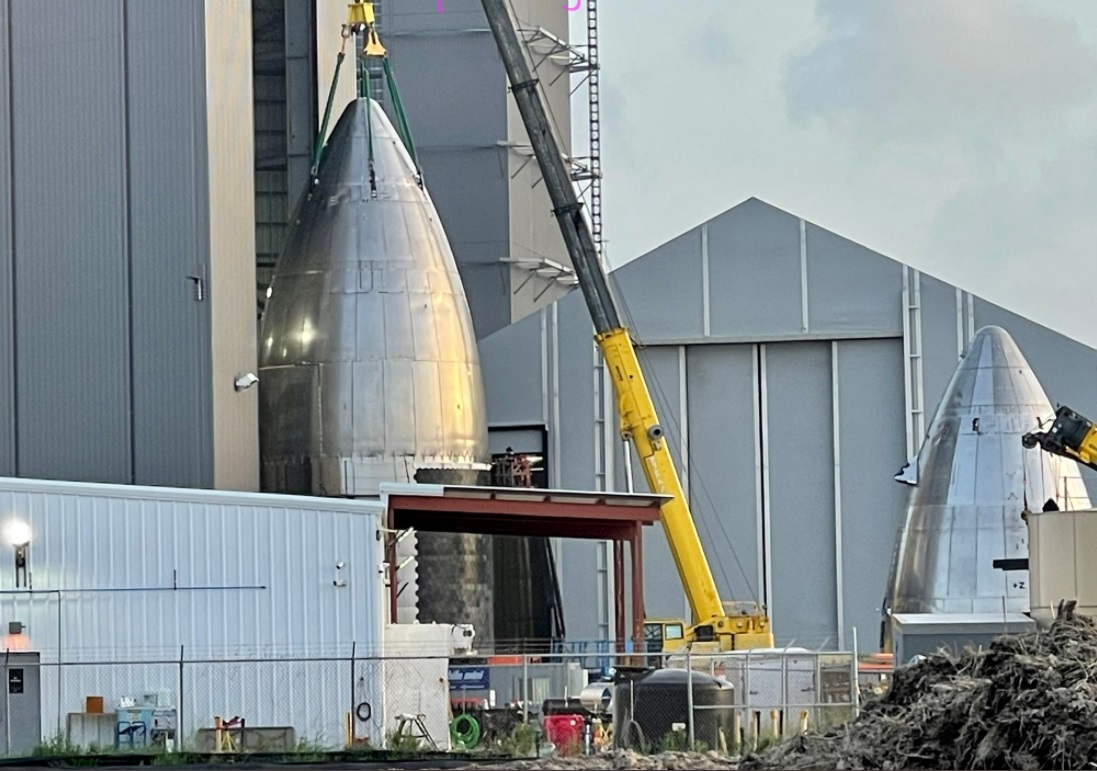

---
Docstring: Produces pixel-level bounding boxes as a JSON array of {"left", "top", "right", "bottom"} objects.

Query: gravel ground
[{"left": 460, "top": 749, "right": 739, "bottom": 769}]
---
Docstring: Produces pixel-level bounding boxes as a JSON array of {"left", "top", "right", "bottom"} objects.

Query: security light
[
  {"left": 7, "top": 520, "right": 29, "bottom": 588},
  {"left": 7, "top": 520, "right": 30, "bottom": 548}
]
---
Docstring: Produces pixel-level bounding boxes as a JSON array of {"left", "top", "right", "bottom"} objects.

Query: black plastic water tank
[{"left": 613, "top": 668, "right": 735, "bottom": 752}]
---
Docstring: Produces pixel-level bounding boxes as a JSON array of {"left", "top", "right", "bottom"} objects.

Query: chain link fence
[{"left": 0, "top": 647, "right": 861, "bottom": 759}]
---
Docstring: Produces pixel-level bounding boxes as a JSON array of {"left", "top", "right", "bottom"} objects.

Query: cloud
[
  {"left": 785, "top": 0, "right": 1097, "bottom": 141},
  {"left": 692, "top": 22, "right": 741, "bottom": 68},
  {"left": 600, "top": 83, "right": 635, "bottom": 166},
  {"left": 922, "top": 136, "right": 1097, "bottom": 344}
]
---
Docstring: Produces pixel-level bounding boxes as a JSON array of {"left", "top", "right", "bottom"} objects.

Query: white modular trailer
[{"left": 0, "top": 476, "right": 386, "bottom": 749}]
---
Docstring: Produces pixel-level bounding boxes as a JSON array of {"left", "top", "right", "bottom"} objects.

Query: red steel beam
[{"left": 388, "top": 494, "right": 661, "bottom": 524}]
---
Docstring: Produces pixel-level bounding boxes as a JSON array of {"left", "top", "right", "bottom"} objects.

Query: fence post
[
  {"left": 686, "top": 647, "right": 694, "bottom": 749},
  {"left": 744, "top": 650, "right": 752, "bottom": 751},
  {"left": 349, "top": 641, "right": 357, "bottom": 748},
  {"left": 781, "top": 653, "right": 789, "bottom": 739},
  {"left": 177, "top": 645, "right": 185, "bottom": 752},
  {"left": 4, "top": 649, "right": 10, "bottom": 755},
  {"left": 522, "top": 653, "right": 529, "bottom": 723},
  {"left": 851, "top": 626, "right": 860, "bottom": 718}
]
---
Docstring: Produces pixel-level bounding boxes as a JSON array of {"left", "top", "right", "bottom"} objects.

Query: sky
[{"left": 569, "top": 0, "right": 1097, "bottom": 347}]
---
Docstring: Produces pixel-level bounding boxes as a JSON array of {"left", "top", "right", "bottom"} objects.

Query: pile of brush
[{"left": 741, "top": 606, "right": 1097, "bottom": 770}]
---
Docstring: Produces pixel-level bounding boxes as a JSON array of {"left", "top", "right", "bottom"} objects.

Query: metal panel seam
[
  {"left": 121, "top": 0, "right": 135, "bottom": 484},
  {"left": 955, "top": 287, "right": 964, "bottom": 361},
  {"left": 902, "top": 267, "right": 914, "bottom": 460},
  {"left": 3, "top": 0, "right": 15, "bottom": 473},
  {"left": 192, "top": 0, "right": 214, "bottom": 488},
  {"left": 625, "top": 331, "right": 901, "bottom": 347},
  {"left": 912, "top": 271, "right": 925, "bottom": 446},
  {"left": 965, "top": 292, "right": 975, "bottom": 344},
  {"left": 831, "top": 340, "right": 844, "bottom": 647},
  {"left": 799, "top": 218, "right": 808, "bottom": 333},
  {"left": 551, "top": 301, "right": 560, "bottom": 488},
  {"left": 540, "top": 308, "right": 549, "bottom": 424},
  {"left": 678, "top": 343, "right": 689, "bottom": 621},
  {"left": 701, "top": 222, "right": 710, "bottom": 337},
  {"left": 756, "top": 344, "right": 773, "bottom": 613},
  {"left": 678, "top": 345, "right": 688, "bottom": 502}
]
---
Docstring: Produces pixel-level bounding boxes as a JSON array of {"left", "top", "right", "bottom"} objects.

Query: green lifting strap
[
  {"left": 311, "top": 50, "right": 347, "bottom": 179},
  {"left": 381, "top": 57, "right": 422, "bottom": 184}
]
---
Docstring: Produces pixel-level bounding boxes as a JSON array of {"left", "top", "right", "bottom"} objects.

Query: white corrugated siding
[{"left": 0, "top": 477, "right": 385, "bottom": 747}]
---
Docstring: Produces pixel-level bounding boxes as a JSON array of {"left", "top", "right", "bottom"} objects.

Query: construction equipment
[
  {"left": 478, "top": 0, "right": 773, "bottom": 652},
  {"left": 1022, "top": 404, "right": 1097, "bottom": 472}
]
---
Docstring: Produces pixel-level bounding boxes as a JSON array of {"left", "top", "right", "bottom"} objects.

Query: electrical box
[
  {"left": 0, "top": 652, "right": 42, "bottom": 756},
  {"left": 1026, "top": 507, "right": 1097, "bottom": 628}
]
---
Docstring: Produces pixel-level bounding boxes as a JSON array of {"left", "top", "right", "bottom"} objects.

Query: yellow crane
[{"left": 478, "top": 0, "right": 774, "bottom": 653}]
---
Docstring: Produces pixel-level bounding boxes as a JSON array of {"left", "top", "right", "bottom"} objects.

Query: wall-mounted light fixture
[
  {"left": 234, "top": 372, "right": 259, "bottom": 392},
  {"left": 8, "top": 520, "right": 30, "bottom": 589}
]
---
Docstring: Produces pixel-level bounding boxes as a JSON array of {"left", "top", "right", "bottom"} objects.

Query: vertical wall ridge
[
  {"left": 1, "top": 0, "right": 16, "bottom": 475},
  {"left": 192, "top": 0, "right": 215, "bottom": 489},
  {"left": 121, "top": 0, "right": 136, "bottom": 485}
]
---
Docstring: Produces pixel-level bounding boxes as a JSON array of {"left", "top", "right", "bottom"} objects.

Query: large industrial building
[
  {"left": 0, "top": 0, "right": 577, "bottom": 491},
  {"left": 478, "top": 196, "right": 1097, "bottom": 650}
]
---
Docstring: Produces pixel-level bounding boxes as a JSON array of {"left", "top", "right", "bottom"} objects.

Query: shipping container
[{"left": 0, "top": 476, "right": 386, "bottom": 751}]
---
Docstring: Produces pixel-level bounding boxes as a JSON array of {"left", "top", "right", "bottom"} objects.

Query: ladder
[{"left": 586, "top": 0, "right": 603, "bottom": 265}]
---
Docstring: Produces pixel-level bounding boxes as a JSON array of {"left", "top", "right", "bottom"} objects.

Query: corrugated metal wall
[
  {"left": 9, "top": 1, "right": 133, "bottom": 483},
  {"left": 127, "top": 2, "right": 213, "bottom": 488},
  {"left": 0, "top": 1, "right": 258, "bottom": 490},
  {"left": 479, "top": 197, "right": 1097, "bottom": 650},
  {"left": 0, "top": 477, "right": 384, "bottom": 745}
]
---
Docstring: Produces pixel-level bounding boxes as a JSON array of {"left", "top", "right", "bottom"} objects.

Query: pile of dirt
[
  {"left": 741, "top": 612, "right": 1097, "bottom": 770},
  {"left": 462, "top": 749, "right": 737, "bottom": 770}
]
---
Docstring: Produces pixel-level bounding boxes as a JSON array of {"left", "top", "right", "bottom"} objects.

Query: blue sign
[{"left": 449, "top": 666, "right": 491, "bottom": 691}]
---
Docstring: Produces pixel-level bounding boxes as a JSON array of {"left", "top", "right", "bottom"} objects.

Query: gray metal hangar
[{"left": 477, "top": 196, "right": 1097, "bottom": 650}]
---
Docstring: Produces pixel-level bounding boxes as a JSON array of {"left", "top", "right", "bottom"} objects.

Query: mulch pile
[{"left": 741, "top": 611, "right": 1097, "bottom": 770}]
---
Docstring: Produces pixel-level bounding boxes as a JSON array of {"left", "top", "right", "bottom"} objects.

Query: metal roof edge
[{"left": 0, "top": 476, "right": 385, "bottom": 515}]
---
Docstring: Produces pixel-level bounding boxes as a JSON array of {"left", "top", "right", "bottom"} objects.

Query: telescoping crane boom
[{"left": 478, "top": 0, "right": 774, "bottom": 652}]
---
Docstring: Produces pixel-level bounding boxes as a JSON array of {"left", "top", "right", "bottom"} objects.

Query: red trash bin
[{"left": 542, "top": 714, "right": 585, "bottom": 756}]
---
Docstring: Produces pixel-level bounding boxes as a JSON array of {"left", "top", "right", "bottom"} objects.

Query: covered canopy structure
[{"left": 380, "top": 483, "right": 666, "bottom": 650}]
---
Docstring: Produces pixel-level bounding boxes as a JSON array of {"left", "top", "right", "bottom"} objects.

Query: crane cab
[{"left": 643, "top": 618, "right": 721, "bottom": 662}]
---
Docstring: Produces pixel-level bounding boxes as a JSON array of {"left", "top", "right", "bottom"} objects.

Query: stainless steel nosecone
[
  {"left": 884, "top": 325, "right": 1091, "bottom": 628},
  {"left": 257, "top": 97, "right": 492, "bottom": 637},
  {"left": 258, "top": 97, "right": 489, "bottom": 496}
]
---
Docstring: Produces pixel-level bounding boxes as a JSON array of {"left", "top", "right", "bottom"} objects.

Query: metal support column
[
  {"left": 630, "top": 525, "right": 645, "bottom": 651},
  {"left": 614, "top": 539, "right": 626, "bottom": 652}
]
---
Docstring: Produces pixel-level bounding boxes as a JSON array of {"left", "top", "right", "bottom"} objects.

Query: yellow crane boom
[{"left": 479, "top": 0, "right": 773, "bottom": 652}]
